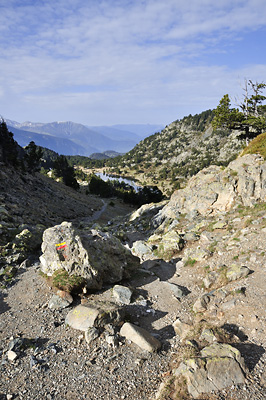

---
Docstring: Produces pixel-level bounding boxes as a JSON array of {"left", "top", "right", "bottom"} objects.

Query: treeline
[
  {"left": 0, "top": 120, "right": 79, "bottom": 190},
  {"left": 0, "top": 120, "right": 42, "bottom": 171},
  {"left": 88, "top": 174, "right": 163, "bottom": 206}
]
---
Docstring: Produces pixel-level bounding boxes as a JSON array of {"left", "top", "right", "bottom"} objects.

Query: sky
[{"left": 1, "top": 0, "right": 266, "bottom": 126}]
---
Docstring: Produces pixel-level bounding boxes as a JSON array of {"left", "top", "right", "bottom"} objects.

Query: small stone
[
  {"left": 173, "top": 318, "right": 193, "bottom": 341},
  {"left": 56, "top": 290, "right": 73, "bottom": 304},
  {"left": 199, "top": 328, "right": 217, "bottom": 343},
  {"left": 85, "top": 327, "right": 99, "bottom": 344},
  {"left": 7, "top": 350, "right": 18, "bottom": 361},
  {"left": 250, "top": 315, "right": 259, "bottom": 323},
  {"left": 183, "top": 232, "right": 200, "bottom": 241},
  {"left": 213, "top": 221, "right": 227, "bottom": 229},
  {"left": 193, "top": 295, "right": 210, "bottom": 313},
  {"left": 221, "top": 299, "right": 236, "bottom": 311},
  {"left": 112, "top": 285, "right": 133, "bottom": 305},
  {"left": 48, "top": 294, "right": 72, "bottom": 310},
  {"left": 105, "top": 333, "right": 119, "bottom": 348},
  {"left": 203, "top": 272, "right": 218, "bottom": 289},
  {"left": 30, "top": 355, "right": 38, "bottom": 368},
  {"left": 163, "top": 282, "right": 188, "bottom": 298},
  {"left": 176, "top": 260, "right": 184, "bottom": 269}
]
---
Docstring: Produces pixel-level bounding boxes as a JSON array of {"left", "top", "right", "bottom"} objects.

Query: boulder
[
  {"left": 147, "top": 230, "right": 184, "bottom": 260},
  {"left": 40, "top": 221, "right": 140, "bottom": 290},
  {"left": 65, "top": 300, "right": 125, "bottom": 331},
  {"left": 226, "top": 264, "right": 250, "bottom": 281},
  {"left": 129, "top": 201, "right": 167, "bottom": 222},
  {"left": 175, "top": 343, "right": 246, "bottom": 398},
  {"left": 184, "top": 246, "right": 209, "bottom": 262},
  {"left": 120, "top": 322, "right": 161, "bottom": 352}
]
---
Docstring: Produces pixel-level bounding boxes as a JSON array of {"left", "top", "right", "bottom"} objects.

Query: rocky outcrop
[
  {"left": 159, "top": 154, "right": 266, "bottom": 220},
  {"left": 40, "top": 221, "right": 140, "bottom": 290}
]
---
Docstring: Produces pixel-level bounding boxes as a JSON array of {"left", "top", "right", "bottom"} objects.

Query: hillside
[{"left": 106, "top": 110, "right": 247, "bottom": 195}]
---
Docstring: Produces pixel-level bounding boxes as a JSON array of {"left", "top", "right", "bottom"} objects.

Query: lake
[{"left": 96, "top": 172, "right": 141, "bottom": 191}]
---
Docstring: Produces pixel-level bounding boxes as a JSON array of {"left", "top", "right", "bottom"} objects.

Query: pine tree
[
  {"left": 24, "top": 141, "right": 43, "bottom": 172},
  {"left": 0, "top": 119, "right": 18, "bottom": 165},
  {"left": 53, "top": 155, "right": 79, "bottom": 190},
  {"left": 212, "top": 80, "right": 266, "bottom": 138}
]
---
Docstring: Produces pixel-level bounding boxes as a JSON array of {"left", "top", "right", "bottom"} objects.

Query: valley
[{"left": 1, "top": 111, "right": 266, "bottom": 400}]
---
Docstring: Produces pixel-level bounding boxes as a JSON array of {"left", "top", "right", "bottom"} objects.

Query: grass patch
[
  {"left": 241, "top": 131, "right": 266, "bottom": 159},
  {"left": 184, "top": 257, "right": 197, "bottom": 267},
  {"left": 184, "top": 320, "right": 233, "bottom": 347},
  {"left": 229, "top": 169, "right": 238, "bottom": 177},
  {"left": 51, "top": 269, "right": 86, "bottom": 294},
  {"left": 0, "top": 265, "right": 18, "bottom": 286}
]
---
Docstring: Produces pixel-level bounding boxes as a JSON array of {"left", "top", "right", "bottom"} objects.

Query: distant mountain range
[{"left": 5, "top": 119, "right": 163, "bottom": 156}]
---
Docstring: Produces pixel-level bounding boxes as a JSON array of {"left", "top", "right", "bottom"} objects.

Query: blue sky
[{"left": 1, "top": 0, "right": 266, "bottom": 126}]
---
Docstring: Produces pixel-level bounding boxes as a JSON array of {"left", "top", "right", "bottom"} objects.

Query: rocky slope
[
  {"left": 1, "top": 154, "right": 266, "bottom": 400},
  {"left": 106, "top": 110, "right": 246, "bottom": 195}
]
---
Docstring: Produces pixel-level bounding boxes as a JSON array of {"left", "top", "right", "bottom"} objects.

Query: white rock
[
  {"left": 120, "top": 322, "right": 161, "bottom": 352},
  {"left": 7, "top": 350, "right": 18, "bottom": 361}
]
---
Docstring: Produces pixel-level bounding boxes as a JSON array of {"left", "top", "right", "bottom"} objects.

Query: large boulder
[{"left": 40, "top": 221, "right": 140, "bottom": 290}]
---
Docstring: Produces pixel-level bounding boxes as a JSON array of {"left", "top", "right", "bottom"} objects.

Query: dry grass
[{"left": 241, "top": 131, "right": 266, "bottom": 159}]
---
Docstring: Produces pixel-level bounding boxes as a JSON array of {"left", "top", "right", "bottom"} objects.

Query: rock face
[
  {"left": 40, "top": 221, "right": 140, "bottom": 290},
  {"left": 175, "top": 343, "right": 246, "bottom": 398},
  {"left": 160, "top": 154, "right": 266, "bottom": 219}
]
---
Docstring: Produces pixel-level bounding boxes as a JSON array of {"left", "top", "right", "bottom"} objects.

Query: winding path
[{"left": 89, "top": 199, "right": 107, "bottom": 222}]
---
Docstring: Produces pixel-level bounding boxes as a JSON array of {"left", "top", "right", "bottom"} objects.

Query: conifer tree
[
  {"left": 212, "top": 80, "right": 266, "bottom": 139},
  {"left": 24, "top": 141, "right": 43, "bottom": 172},
  {"left": 0, "top": 118, "right": 18, "bottom": 165},
  {"left": 53, "top": 155, "right": 79, "bottom": 190}
]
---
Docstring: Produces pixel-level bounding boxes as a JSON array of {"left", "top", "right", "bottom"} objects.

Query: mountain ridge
[{"left": 5, "top": 119, "right": 163, "bottom": 156}]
